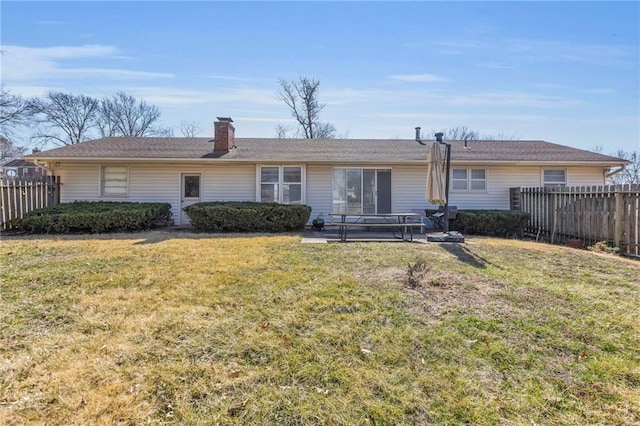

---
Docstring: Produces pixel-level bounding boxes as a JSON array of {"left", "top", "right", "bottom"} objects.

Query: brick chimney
[{"left": 214, "top": 117, "right": 235, "bottom": 153}]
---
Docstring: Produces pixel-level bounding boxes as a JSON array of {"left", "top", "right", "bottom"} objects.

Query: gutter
[
  {"left": 23, "top": 156, "right": 630, "bottom": 168},
  {"left": 606, "top": 165, "right": 626, "bottom": 178},
  {"left": 23, "top": 156, "right": 628, "bottom": 166}
]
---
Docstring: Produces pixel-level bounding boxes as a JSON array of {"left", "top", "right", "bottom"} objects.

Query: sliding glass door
[{"left": 332, "top": 168, "right": 391, "bottom": 214}]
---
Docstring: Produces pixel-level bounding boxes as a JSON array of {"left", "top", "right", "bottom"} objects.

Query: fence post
[
  {"left": 1, "top": 175, "right": 62, "bottom": 230},
  {"left": 55, "top": 176, "right": 61, "bottom": 204},
  {"left": 614, "top": 191, "right": 624, "bottom": 249},
  {"left": 550, "top": 190, "right": 557, "bottom": 244},
  {"left": 510, "top": 187, "right": 521, "bottom": 210}
]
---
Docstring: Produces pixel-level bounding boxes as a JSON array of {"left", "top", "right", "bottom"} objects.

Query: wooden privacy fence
[
  {"left": 511, "top": 185, "right": 640, "bottom": 258},
  {"left": 1, "top": 176, "right": 60, "bottom": 230}
]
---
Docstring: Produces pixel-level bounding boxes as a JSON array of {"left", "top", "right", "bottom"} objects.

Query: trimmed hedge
[
  {"left": 12, "top": 201, "right": 172, "bottom": 234},
  {"left": 183, "top": 201, "right": 312, "bottom": 233},
  {"left": 450, "top": 209, "right": 530, "bottom": 237}
]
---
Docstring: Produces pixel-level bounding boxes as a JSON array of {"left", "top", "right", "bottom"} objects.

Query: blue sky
[{"left": 2, "top": 1, "right": 639, "bottom": 153}]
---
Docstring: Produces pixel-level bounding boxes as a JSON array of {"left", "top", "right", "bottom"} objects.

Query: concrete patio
[{"left": 302, "top": 229, "right": 430, "bottom": 244}]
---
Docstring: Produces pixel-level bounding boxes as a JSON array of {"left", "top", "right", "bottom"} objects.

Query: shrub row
[
  {"left": 12, "top": 201, "right": 172, "bottom": 234},
  {"left": 450, "top": 210, "right": 530, "bottom": 237},
  {"left": 183, "top": 201, "right": 311, "bottom": 233}
]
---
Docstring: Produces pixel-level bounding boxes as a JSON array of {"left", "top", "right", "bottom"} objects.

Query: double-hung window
[
  {"left": 543, "top": 169, "right": 566, "bottom": 187},
  {"left": 452, "top": 168, "right": 486, "bottom": 191},
  {"left": 101, "top": 165, "right": 128, "bottom": 196},
  {"left": 258, "top": 166, "right": 303, "bottom": 204}
]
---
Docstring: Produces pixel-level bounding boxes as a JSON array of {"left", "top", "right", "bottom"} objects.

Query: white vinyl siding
[
  {"left": 305, "top": 164, "right": 332, "bottom": 218},
  {"left": 257, "top": 165, "right": 304, "bottom": 204},
  {"left": 393, "top": 164, "right": 605, "bottom": 211},
  {"left": 101, "top": 165, "right": 128, "bottom": 196},
  {"left": 53, "top": 161, "right": 609, "bottom": 222},
  {"left": 57, "top": 162, "right": 255, "bottom": 220}
]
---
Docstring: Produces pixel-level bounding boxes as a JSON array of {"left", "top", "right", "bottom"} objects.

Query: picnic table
[{"left": 328, "top": 212, "right": 423, "bottom": 242}]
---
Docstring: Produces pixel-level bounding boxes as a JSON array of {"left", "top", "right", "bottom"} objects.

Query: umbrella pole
[{"left": 442, "top": 142, "right": 451, "bottom": 233}]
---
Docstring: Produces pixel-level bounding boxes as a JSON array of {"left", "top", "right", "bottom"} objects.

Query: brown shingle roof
[
  {"left": 25, "top": 137, "right": 627, "bottom": 165},
  {"left": 3, "top": 159, "right": 38, "bottom": 167}
]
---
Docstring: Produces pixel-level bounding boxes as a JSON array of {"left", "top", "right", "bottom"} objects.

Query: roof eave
[
  {"left": 23, "top": 156, "right": 628, "bottom": 167},
  {"left": 445, "top": 159, "right": 630, "bottom": 167}
]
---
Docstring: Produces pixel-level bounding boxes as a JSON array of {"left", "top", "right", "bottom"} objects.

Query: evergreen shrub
[
  {"left": 13, "top": 201, "right": 172, "bottom": 234},
  {"left": 450, "top": 210, "right": 530, "bottom": 237},
  {"left": 183, "top": 201, "right": 311, "bottom": 233}
]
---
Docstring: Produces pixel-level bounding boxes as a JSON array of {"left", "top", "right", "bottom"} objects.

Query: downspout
[{"left": 605, "top": 165, "right": 626, "bottom": 179}]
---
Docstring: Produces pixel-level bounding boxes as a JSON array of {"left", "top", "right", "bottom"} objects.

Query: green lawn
[{"left": 1, "top": 232, "right": 638, "bottom": 425}]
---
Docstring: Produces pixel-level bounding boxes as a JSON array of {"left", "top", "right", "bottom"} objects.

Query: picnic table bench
[{"left": 328, "top": 212, "right": 423, "bottom": 242}]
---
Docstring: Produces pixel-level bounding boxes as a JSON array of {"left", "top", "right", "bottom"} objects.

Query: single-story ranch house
[{"left": 25, "top": 117, "right": 628, "bottom": 226}]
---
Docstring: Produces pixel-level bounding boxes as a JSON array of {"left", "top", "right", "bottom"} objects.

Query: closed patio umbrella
[{"left": 426, "top": 141, "right": 446, "bottom": 205}]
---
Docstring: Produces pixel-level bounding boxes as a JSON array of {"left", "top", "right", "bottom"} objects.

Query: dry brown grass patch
[{"left": 1, "top": 233, "right": 638, "bottom": 424}]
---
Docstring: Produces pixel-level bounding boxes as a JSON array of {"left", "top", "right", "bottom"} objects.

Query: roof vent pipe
[{"left": 415, "top": 127, "right": 425, "bottom": 145}]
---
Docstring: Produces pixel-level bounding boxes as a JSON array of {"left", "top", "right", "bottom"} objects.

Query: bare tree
[
  {"left": 153, "top": 126, "right": 174, "bottom": 137},
  {"left": 314, "top": 122, "right": 337, "bottom": 139},
  {"left": 180, "top": 121, "right": 201, "bottom": 138},
  {"left": 489, "top": 131, "right": 520, "bottom": 141},
  {"left": 29, "top": 91, "right": 99, "bottom": 146},
  {"left": 427, "top": 126, "right": 519, "bottom": 141},
  {"left": 95, "top": 97, "right": 120, "bottom": 137},
  {"left": 442, "top": 126, "right": 480, "bottom": 140},
  {"left": 608, "top": 150, "right": 639, "bottom": 185},
  {"left": 276, "top": 76, "right": 338, "bottom": 139},
  {"left": 275, "top": 124, "right": 295, "bottom": 138},
  {"left": 1, "top": 136, "right": 26, "bottom": 164},
  {"left": 97, "top": 92, "right": 164, "bottom": 137},
  {"left": 0, "top": 85, "right": 33, "bottom": 141}
]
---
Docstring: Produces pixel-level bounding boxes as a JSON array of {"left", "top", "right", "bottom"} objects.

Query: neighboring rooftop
[
  {"left": 2, "top": 159, "right": 38, "bottom": 167},
  {"left": 25, "top": 137, "right": 628, "bottom": 165}
]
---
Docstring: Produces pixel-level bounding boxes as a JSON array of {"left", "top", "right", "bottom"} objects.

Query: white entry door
[{"left": 180, "top": 173, "right": 202, "bottom": 225}]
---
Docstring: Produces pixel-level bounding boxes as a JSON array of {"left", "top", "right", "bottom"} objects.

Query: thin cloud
[
  {"left": 531, "top": 83, "right": 572, "bottom": 90},
  {"left": 205, "top": 75, "right": 257, "bottom": 82},
  {"left": 122, "top": 86, "right": 281, "bottom": 107},
  {"left": 7, "top": 85, "right": 64, "bottom": 97},
  {"left": 435, "top": 41, "right": 485, "bottom": 56},
  {"left": 583, "top": 88, "right": 615, "bottom": 94},
  {"left": 6, "top": 44, "right": 119, "bottom": 58},
  {"left": 475, "top": 62, "right": 518, "bottom": 70},
  {"left": 63, "top": 68, "right": 173, "bottom": 79},
  {"left": 445, "top": 91, "right": 583, "bottom": 108},
  {"left": 234, "top": 116, "right": 295, "bottom": 124},
  {"left": 532, "top": 83, "right": 616, "bottom": 95},
  {"left": 323, "top": 88, "right": 444, "bottom": 106},
  {"left": 436, "top": 37, "right": 636, "bottom": 65},
  {"left": 34, "top": 20, "right": 66, "bottom": 25},
  {"left": 370, "top": 112, "right": 549, "bottom": 123},
  {"left": 0, "top": 44, "right": 172, "bottom": 81},
  {"left": 324, "top": 87, "right": 579, "bottom": 109},
  {"left": 389, "top": 73, "right": 448, "bottom": 82}
]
